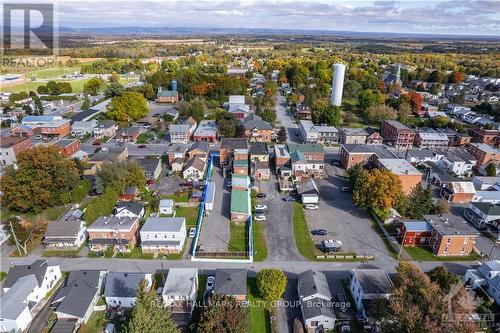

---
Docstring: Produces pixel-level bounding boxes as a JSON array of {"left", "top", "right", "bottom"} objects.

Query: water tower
[
  {"left": 330, "top": 63, "right": 346, "bottom": 107},
  {"left": 171, "top": 79, "right": 177, "bottom": 91}
]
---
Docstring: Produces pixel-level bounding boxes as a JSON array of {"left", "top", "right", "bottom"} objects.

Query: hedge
[
  {"left": 83, "top": 186, "right": 119, "bottom": 225},
  {"left": 71, "top": 179, "right": 91, "bottom": 204}
]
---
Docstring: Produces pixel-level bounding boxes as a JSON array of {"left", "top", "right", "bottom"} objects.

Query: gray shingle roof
[
  {"left": 0, "top": 275, "right": 38, "bottom": 320},
  {"left": 104, "top": 272, "right": 148, "bottom": 298},
  {"left": 44, "top": 219, "right": 83, "bottom": 239},
  {"left": 115, "top": 201, "right": 144, "bottom": 216},
  {"left": 140, "top": 217, "right": 186, "bottom": 233},
  {"left": 298, "top": 270, "right": 332, "bottom": 300},
  {"left": 214, "top": 269, "right": 247, "bottom": 296},
  {"left": 353, "top": 269, "right": 393, "bottom": 294},
  {"left": 3, "top": 260, "right": 47, "bottom": 288},
  {"left": 54, "top": 271, "right": 103, "bottom": 319},
  {"left": 301, "top": 296, "right": 336, "bottom": 321}
]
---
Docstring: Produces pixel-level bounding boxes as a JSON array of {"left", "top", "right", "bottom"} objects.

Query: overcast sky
[{"left": 15, "top": 0, "right": 500, "bottom": 35}]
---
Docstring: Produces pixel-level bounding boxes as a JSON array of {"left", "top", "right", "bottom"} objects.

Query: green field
[
  {"left": 228, "top": 223, "right": 247, "bottom": 252},
  {"left": 253, "top": 222, "right": 268, "bottom": 262},
  {"left": 405, "top": 246, "right": 481, "bottom": 262},
  {"left": 248, "top": 277, "right": 272, "bottom": 333}
]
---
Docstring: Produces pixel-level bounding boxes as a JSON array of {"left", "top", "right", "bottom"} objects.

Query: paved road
[
  {"left": 81, "top": 142, "right": 169, "bottom": 156},
  {"left": 275, "top": 94, "right": 301, "bottom": 144}
]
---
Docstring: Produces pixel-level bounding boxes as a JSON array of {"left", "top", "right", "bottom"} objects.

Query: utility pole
[{"left": 398, "top": 230, "right": 407, "bottom": 261}]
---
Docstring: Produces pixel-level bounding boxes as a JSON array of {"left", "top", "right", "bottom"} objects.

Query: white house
[
  {"left": 114, "top": 201, "right": 145, "bottom": 218},
  {"left": 1, "top": 260, "right": 62, "bottom": 332},
  {"left": 464, "top": 261, "right": 500, "bottom": 305},
  {"left": 162, "top": 268, "right": 198, "bottom": 321},
  {"left": 159, "top": 199, "right": 174, "bottom": 215},
  {"left": 349, "top": 269, "right": 393, "bottom": 318},
  {"left": 43, "top": 209, "right": 87, "bottom": 250},
  {"left": 297, "top": 270, "right": 336, "bottom": 331},
  {"left": 140, "top": 217, "right": 186, "bottom": 254},
  {"left": 71, "top": 120, "right": 98, "bottom": 137},
  {"left": 104, "top": 272, "right": 152, "bottom": 308},
  {"left": 183, "top": 156, "right": 206, "bottom": 180},
  {"left": 463, "top": 202, "right": 500, "bottom": 228},
  {"left": 52, "top": 270, "right": 107, "bottom": 326}
]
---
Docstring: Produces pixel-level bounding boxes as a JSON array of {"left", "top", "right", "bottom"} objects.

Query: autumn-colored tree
[
  {"left": 0, "top": 146, "right": 79, "bottom": 212},
  {"left": 193, "top": 294, "right": 248, "bottom": 333},
  {"left": 401, "top": 92, "right": 422, "bottom": 114},
  {"left": 376, "top": 262, "right": 478, "bottom": 333},
  {"left": 352, "top": 168, "right": 404, "bottom": 219},
  {"left": 364, "top": 105, "right": 397, "bottom": 124},
  {"left": 452, "top": 71, "right": 465, "bottom": 84},
  {"left": 107, "top": 91, "right": 149, "bottom": 122},
  {"left": 9, "top": 217, "right": 47, "bottom": 256},
  {"left": 193, "top": 81, "right": 211, "bottom": 96}
]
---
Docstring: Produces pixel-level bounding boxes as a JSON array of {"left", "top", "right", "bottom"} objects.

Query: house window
[
  {"left": 444, "top": 246, "right": 449, "bottom": 254},
  {"left": 464, "top": 238, "right": 468, "bottom": 244},
  {"left": 461, "top": 247, "right": 465, "bottom": 254},
  {"left": 447, "top": 238, "right": 451, "bottom": 244},
  {"left": 310, "top": 321, "right": 319, "bottom": 327}
]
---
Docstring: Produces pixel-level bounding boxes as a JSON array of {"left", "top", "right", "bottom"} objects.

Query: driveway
[
  {"left": 197, "top": 158, "right": 231, "bottom": 252},
  {"left": 256, "top": 174, "right": 304, "bottom": 262},
  {"left": 151, "top": 167, "right": 183, "bottom": 195},
  {"left": 304, "top": 164, "right": 394, "bottom": 265}
]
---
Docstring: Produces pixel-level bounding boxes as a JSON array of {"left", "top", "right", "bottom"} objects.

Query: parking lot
[
  {"left": 304, "top": 164, "right": 393, "bottom": 262},
  {"left": 196, "top": 158, "right": 232, "bottom": 252}
]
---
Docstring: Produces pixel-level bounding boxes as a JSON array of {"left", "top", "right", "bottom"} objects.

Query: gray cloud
[{"left": 54, "top": 0, "right": 500, "bottom": 35}]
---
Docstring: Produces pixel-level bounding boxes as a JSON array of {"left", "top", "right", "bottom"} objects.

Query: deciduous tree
[
  {"left": 257, "top": 269, "right": 287, "bottom": 302},
  {"left": 193, "top": 294, "right": 248, "bottom": 333},
  {"left": 107, "top": 91, "right": 149, "bottom": 122},
  {"left": 83, "top": 77, "right": 105, "bottom": 96}
]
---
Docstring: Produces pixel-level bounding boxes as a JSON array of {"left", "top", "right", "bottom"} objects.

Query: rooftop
[
  {"left": 88, "top": 216, "right": 138, "bottom": 231},
  {"left": 104, "top": 272, "right": 149, "bottom": 298},
  {"left": 384, "top": 120, "right": 412, "bottom": 130},
  {"left": 193, "top": 120, "right": 218, "bottom": 137},
  {"left": 470, "top": 202, "right": 500, "bottom": 216},
  {"left": 141, "top": 217, "right": 185, "bottom": 233},
  {"left": 341, "top": 144, "right": 396, "bottom": 159},
  {"left": 377, "top": 158, "right": 422, "bottom": 175},
  {"left": 54, "top": 139, "right": 78, "bottom": 148},
  {"left": 0, "top": 136, "right": 29, "bottom": 148},
  {"left": 469, "top": 143, "right": 500, "bottom": 154},
  {"left": 214, "top": 269, "right": 247, "bottom": 296},
  {"left": 424, "top": 214, "right": 479, "bottom": 236},
  {"left": 230, "top": 189, "right": 250, "bottom": 215},
  {"left": 162, "top": 268, "right": 198, "bottom": 297},
  {"left": 353, "top": 269, "right": 393, "bottom": 295},
  {"left": 231, "top": 174, "right": 250, "bottom": 188},
  {"left": 220, "top": 138, "right": 248, "bottom": 151},
  {"left": 340, "top": 127, "right": 369, "bottom": 136},
  {"left": 250, "top": 142, "right": 268, "bottom": 155},
  {"left": 298, "top": 270, "right": 332, "bottom": 299},
  {"left": 287, "top": 143, "right": 324, "bottom": 155},
  {"left": 0, "top": 275, "right": 38, "bottom": 320},
  {"left": 3, "top": 259, "right": 48, "bottom": 289},
  {"left": 188, "top": 141, "right": 210, "bottom": 154},
  {"left": 401, "top": 220, "right": 433, "bottom": 232},
  {"left": 135, "top": 158, "right": 161, "bottom": 172},
  {"left": 170, "top": 124, "right": 191, "bottom": 133}
]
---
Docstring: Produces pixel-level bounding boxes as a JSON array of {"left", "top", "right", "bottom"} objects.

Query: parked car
[
  {"left": 255, "top": 209, "right": 268, "bottom": 216},
  {"left": 206, "top": 276, "right": 215, "bottom": 291},
  {"left": 311, "top": 229, "right": 328, "bottom": 236},
  {"left": 179, "top": 182, "right": 192, "bottom": 187},
  {"left": 227, "top": 180, "right": 232, "bottom": 187},
  {"left": 255, "top": 204, "right": 268, "bottom": 211},
  {"left": 167, "top": 170, "right": 174, "bottom": 177},
  {"left": 256, "top": 193, "right": 267, "bottom": 199},
  {"left": 138, "top": 144, "right": 146, "bottom": 148},
  {"left": 254, "top": 215, "right": 266, "bottom": 222},
  {"left": 282, "top": 196, "right": 295, "bottom": 202},
  {"left": 188, "top": 228, "right": 196, "bottom": 238},
  {"left": 304, "top": 204, "right": 319, "bottom": 210},
  {"left": 340, "top": 186, "right": 352, "bottom": 192}
]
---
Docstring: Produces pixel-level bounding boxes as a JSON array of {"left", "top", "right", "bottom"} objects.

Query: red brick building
[
  {"left": 398, "top": 221, "right": 433, "bottom": 246},
  {"left": 440, "top": 181, "right": 476, "bottom": 203},
  {"left": 54, "top": 139, "right": 80, "bottom": 157},
  {"left": 380, "top": 120, "right": 415, "bottom": 148},
  {"left": 219, "top": 138, "right": 248, "bottom": 165},
  {"left": 469, "top": 128, "right": 499, "bottom": 146},
  {"left": 39, "top": 120, "right": 71, "bottom": 139},
  {"left": 0, "top": 136, "right": 32, "bottom": 166},
  {"left": 466, "top": 143, "right": 499, "bottom": 167}
]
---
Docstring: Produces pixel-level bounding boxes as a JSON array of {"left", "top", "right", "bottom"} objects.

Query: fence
[
  {"left": 371, "top": 211, "right": 411, "bottom": 261},
  {"left": 315, "top": 254, "right": 374, "bottom": 260}
]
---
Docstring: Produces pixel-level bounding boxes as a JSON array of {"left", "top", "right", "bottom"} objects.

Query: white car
[
  {"left": 206, "top": 276, "right": 215, "bottom": 291},
  {"left": 304, "top": 204, "right": 319, "bottom": 210},
  {"left": 254, "top": 215, "right": 266, "bottom": 222},
  {"left": 254, "top": 204, "right": 268, "bottom": 211},
  {"left": 188, "top": 228, "right": 196, "bottom": 238}
]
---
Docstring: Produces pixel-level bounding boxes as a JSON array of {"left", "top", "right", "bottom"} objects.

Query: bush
[
  {"left": 83, "top": 186, "right": 119, "bottom": 224},
  {"left": 71, "top": 179, "right": 91, "bottom": 203},
  {"left": 256, "top": 268, "right": 287, "bottom": 302}
]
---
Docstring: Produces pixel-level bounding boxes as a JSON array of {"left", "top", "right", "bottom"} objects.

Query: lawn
[
  {"left": 228, "top": 222, "right": 247, "bottom": 252},
  {"left": 253, "top": 222, "right": 268, "bottom": 262},
  {"left": 405, "top": 246, "right": 481, "bottom": 262},
  {"left": 0, "top": 79, "right": 88, "bottom": 93},
  {"left": 247, "top": 277, "right": 272, "bottom": 333},
  {"left": 81, "top": 311, "right": 106, "bottom": 333},
  {"left": 175, "top": 206, "right": 199, "bottom": 227},
  {"left": 136, "top": 132, "right": 155, "bottom": 144},
  {"left": 43, "top": 244, "right": 85, "bottom": 257},
  {"left": 292, "top": 202, "right": 318, "bottom": 260},
  {"left": 115, "top": 247, "right": 154, "bottom": 259},
  {"left": 0, "top": 272, "right": 6, "bottom": 282},
  {"left": 161, "top": 192, "right": 190, "bottom": 202},
  {"left": 0, "top": 205, "right": 66, "bottom": 222}
]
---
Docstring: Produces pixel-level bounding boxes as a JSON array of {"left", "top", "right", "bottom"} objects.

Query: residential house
[
  {"left": 288, "top": 143, "right": 325, "bottom": 180},
  {"left": 193, "top": 120, "right": 218, "bottom": 142},
  {"left": 250, "top": 142, "right": 270, "bottom": 180},
  {"left": 10, "top": 124, "right": 34, "bottom": 138},
  {"left": 156, "top": 87, "right": 179, "bottom": 103},
  {"left": 116, "top": 126, "right": 141, "bottom": 143},
  {"left": 43, "top": 209, "right": 87, "bottom": 250},
  {"left": 159, "top": 199, "right": 174, "bottom": 215},
  {"left": 464, "top": 202, "right": 500, "bottom": 228},
  {"left": 0, "top": 136, "right": 31, "bottom": 166},
  {"left": 86, "top": 147, "right": 128, "bottom": 175},
  {"left": 464, "top": 261, "right": 500, "bottom": 305},
  {"left": 467, "top": 143, "right": 499, "bottom": 169},
  {"left": 447, "top": 104, "right": 471, "bottom": 116},
  {"left": 225, "top": 95, "right": 251, "bottom": 121},
  {"left": 436, "top": 128, "right": 472, "bottom": 147},
  {"left": 93, "top": 120, "right": 118, "bottom": 139},
  {"left": 296, "top": 104, "right": 312, "bottom": 120},
  {"left": 440, "top": 181, "right": 476, "bottom": 203},
  {"left": 135, "top": 158, "right": 162, "bottom": 181},
  {"left": 104, "top": 272, "right": 152, "bottom": 308},
  {"left": 274, "top": 144, "right": 291, "bottom": 168},
  {"left": 120, "top": 186, "right": 139, "bottom": 201},
  {"left": 169, "top": 124, "right": 191, "bottom": 144},
  {"left": 299, "top": 120, "right": 338, "bottom": 144},
  {"left": 162, "top": 268, "right": 198, "bottom": 324},
  {"left": 297, "top": 270, "right": 336, "bottom": 331},
  {"left": 230, "top": 189, "right": 251, "bottom": 222},
  {"left": 140, "top": 217, "right": 186, "bottom": 254},
  {"left": 214, "top": 269, "right": 247, "bottom": 301},
  {"left": 296, "top": 178, "right": 319, "bottom": 204},
  {"left": 469, "top": 128, "right": 499, "bottom": 146},
  {"left": 425, "top": 214, "right": 478, "bottom": 256},
  {"left": 182, "top": 117, "right": 198, "bottom": 135},
  {"left": 380, "top": 120, "right": 415, "bottom": 148},
  {"left": 398, "top": 221, "right": 433, "bottom": 246},
  {"left": 187, "top": 141, "right": 210, "bottom": 160},
  {"left": 414, "top": 129, "right": 449, "bottom": 148},
  {"left": 52, "top": 270, "right": 107, "bottom": 326},
  {"left": 183, "top": 156, "right": 206, "bottom": 180},
  {"left": 114, "top": 201, "right": 145, "bottom": 218},
  {"left": 167, "top": 143, "right": 188, "bottom": 164},
  {"left": 473, "top": 176, "right": 500, "bottom": 190},
  {"left": 171, "top": 158, "right": 185, "bottom": 172},
  {"left": 54, "top": 138, "right": 80, "bottom": 157},
  {"left": 71, "top": 120, "right": 98, "bottom": 137},
  {"left": 1, "top": 260, "right": 62, "bottom": 332},
  {"left": 87, "top": 216, "right": 140, "bottom": 253},
  {"left": 243, "top": 115, "right": 273, "bottom": 142},
  {"left": 338, "top": 128, "right": 368, "bottom": 144},
  {"left": 349, "top": 269, "right": 393, "bottom": 318},
  {"left": 377, "top": 159, "right": 423, "bottom": 194},
  {"left": 220, "top": 138, "right": 248, "bottom": 165},
  {"left": 365, "top": 128, "right": 383, "bottom": 145}
]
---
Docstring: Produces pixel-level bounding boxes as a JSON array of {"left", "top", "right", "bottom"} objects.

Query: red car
[{"left": 138, "top": 144, "right": 146, "bottom": 148}]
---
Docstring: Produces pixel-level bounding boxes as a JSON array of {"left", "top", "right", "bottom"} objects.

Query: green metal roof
[
  {"left": 233, "top": 159, "right": 248, "bottom": 167},
  {"left": 287, "top": 143, "right": 324, "bottom": 154},
  {"left": 230, "top": 189, "right": 250, "bottom": 215},
  {"left": 232, "top": 174, "right": 250, "bottom": 188},
  {"left": 157, "top": 90, "right": 178, "bottom": 97}
]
